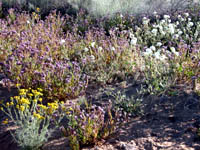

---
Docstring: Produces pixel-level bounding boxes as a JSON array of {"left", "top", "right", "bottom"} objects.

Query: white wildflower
[
  {"left": 154, "top": 51, "right": 160, "bottom": 59},
  {"left": 160, "top": 30, "right": 166, "bottom": 35},
  {"left": 142, "top": 17, "right": 150, "bottom": 25},
  {"left": 150, "top": 46, "right": 156, "bottom": 51},
  {"left": 164, "top": 15, "right": 170, "bottom": 20},
  {"left": 170, "top": 47, "right": 179, "bottom": 56},
  {"left": 187, "top": 22, "right": 194, "bottom": 28},
  {"left": 180, "top": 17, "right": 185, "bottom": 22},
  {"left": 170, "top": 47, "right": 176, "bottom": 53},
  {"left": 194, "top": 31, "right": 199, "bottom": 38},
  {"left": 98, "top": 47, "right": 103, "bottom": 51},
  {"left": 129, "top": 32, "right": 135, "bottom": 39},
  {"left": 90, "top": 55, "right": 95, "bottom": 61},
  {"left": 111, "top": 47, "right": 115, "bottom": 51},
  {"left": 27, "top": 20, "right": 30, "bottom": 24},
  {"left": 172, "top": 34, "right": 179, "bottom": 39},
  {"left": 184, "top": 12, "right": 189, "bottom": 17},
  {"left": 174, "top": 51, "right": 179, "bottom": 56},
  {"left": 143, "top": 48, "right": 153, "bottom": 56},
  {"left": 84, "top": 47, "right": 89, "bottom": 52},
  {"left": 156, "top": 42, "right": 162, "bottom": 47},
  {"left": 178, "top": 30, "right": 183, "bottom": 35},
  {"left": 168, "top": 24, "right": 175, "bottom": 34},
  {"left": 188, "top": 18, "right": 191, "bottom": 21},
  {"left": 140, "top": 65, "right": 146, "bottom": 71},
  {"left": 91, "top": 42, "right": 95, "bottom": 48},
  {"left": 160, "top": 19, "right": 166, "bottom": 24},
  {"left": 153, "top": 11, "right": 157, "bottom": 15},
  {"left": 158, "top": 25, "right": 163, "bottom": 31},
  {"left": 176, "top": 21, "right": 179, "bottom": 25},
  {"left": 130, "top": 37, "right": 137, "bottom": 46},
  {"left": 151, "top": 28, "right": 158, "bottom": 36},
  {"left": 60, "top": 39, "right": 65, "bottom": 45},
  {"left": 159, "top": 54, "right": 167, "bottom": 61},
  {"left": 186, "top": 34, "right": 189, "bottom": 39}
]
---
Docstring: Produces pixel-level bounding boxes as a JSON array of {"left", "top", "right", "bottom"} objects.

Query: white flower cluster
[
  {"left": 60, "top": 39, "right": 65, "bottom": 45},
  {"left": 170, "top": 47, "right": 179, "bottom": 56},
  {"left": 142, "top": 17, "right": 150, "bottom": 25},
  {"left": 129, "top": 32, "right": 137, "bottom": 46},
  {"left": 142, "top": 46, "right": 167, "bottom": 62}
]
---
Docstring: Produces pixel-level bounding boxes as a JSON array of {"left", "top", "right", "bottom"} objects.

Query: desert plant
[
  {"left": 0, "top": 87, "right": 65, "bottom": 150},
  {"left": 62, "top": 99, "right": 117, "bottom": 150}
]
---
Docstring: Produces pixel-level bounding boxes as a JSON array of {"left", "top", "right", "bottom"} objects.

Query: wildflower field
[{"left": 0, "top": 1, "right": 200, "bottom": 150}]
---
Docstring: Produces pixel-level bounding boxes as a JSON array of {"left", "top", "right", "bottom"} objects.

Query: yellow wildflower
[
  {"left": 19, "top": 105, "right": 25, "bottom": 112},
  {"left": 48, "top": 102, "right": 58, "bottom": 110},
  {"left": 14, "top": 96, "right": 20, "bottom": 101},
  {"left": 47, "top": 108, "right": 53, "bottom": 115},
  {"left": 32, "top": 89, "right": 43, "bottom": 96},
  {"left": 16, "top": 105, "right": 19, "bottom": 109},
  {"left": 38, "top": 104, "right": 47, "bottom": 110},
  {"left": 39, "top": 98, "right": 42, "bottom": 102},
  {"left": 0, "top": 107, "right": 4, "bottom": 111},
  {"left": 33, "top": 112, "right": 44, "bottom": 120},
  {"left": 19, "top": 89, "right": 27, "bottom": 95},
  {"left": 10, "top": 102, "right": 14, "bottom": 106},
  {"left": 33, "top": 99, "right": 37, "bottom": 103},
  {"left": 21, "top": 97, "right": 30, "bottom": 105},
  {"left": 28, "top": 93, "right": 33, "bottom": 97},
  {"left": 6, "top": 102, "right": 10, "bottom": 107},
  {"left": 2, "top": 119, "right": 8, "bottom": 125},
  {"left": 16, "top": 83, "right": 21, "bottom": 87},
  {"left": 37, "top": 88, "right": 43, "bottom": 92},
  {"left": 66, "top": 111, "right": 70, "bottom": 115},
  {"left": 36, "top": 7, "right": 40, "bottom": 12}
]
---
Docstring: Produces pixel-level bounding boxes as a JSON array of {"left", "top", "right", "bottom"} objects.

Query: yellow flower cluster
[
  {"left": 7, "top": 88, "right": 45, "bottom": 113},
  {"left": 33, "top": 112, "right": 45, "bottom": 120},
  {"left": 19, "top": 105, "right": 25, "bottom": 111},
  {"left": 17, "top": 97, "right": 30, "bottom": 105},
  {"left": 6, "top": 101, "right": 14, "bottom": 107},
  {"left": 2, "top": 118, "right": 8, "bottom": 124},
  {"left": 19, "top": 89, "right": 28, "bottom": 95},
  {"left": 0, "top": 106, "right": 3, "bottom": 111},
  {"left": 36, "top": 7, "right": 40, "bottom": 12},
  {"left": 16, "top": 83, "right": 21, "bottom": 87},
  {"left": 31, "top": 89, "right": 43, "bottom": 96},
  {"left": 47, "top": 102, "right": 58, "bottom": 115},
  {"left": 38, "top": 104, "right": 48, "bottom": 110}
]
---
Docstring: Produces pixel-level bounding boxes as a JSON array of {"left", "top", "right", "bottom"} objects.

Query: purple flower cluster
[{"left": 64, "top": 102, "right": 116, "bottom": 148}]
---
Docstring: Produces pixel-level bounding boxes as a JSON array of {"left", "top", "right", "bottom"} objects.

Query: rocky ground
[{"left": 0, "top": 76, "right": 200, "bottom": 150}]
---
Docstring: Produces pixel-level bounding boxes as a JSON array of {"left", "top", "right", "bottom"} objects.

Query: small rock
[{"left": 118, "top": 141, "right": 137, "bottom": 150}]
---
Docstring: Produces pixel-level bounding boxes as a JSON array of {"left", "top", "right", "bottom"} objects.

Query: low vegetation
[{"left": 0, "top": 1, "right": 200, "bottom": 149}]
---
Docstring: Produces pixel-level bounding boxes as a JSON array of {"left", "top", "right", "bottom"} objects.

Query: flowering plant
[
  {"left": 0, "top": 87, "right": 65, "bottom": 150},
  {"left": 62, "top": 99, "right": 117, "bottom": 150}
]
